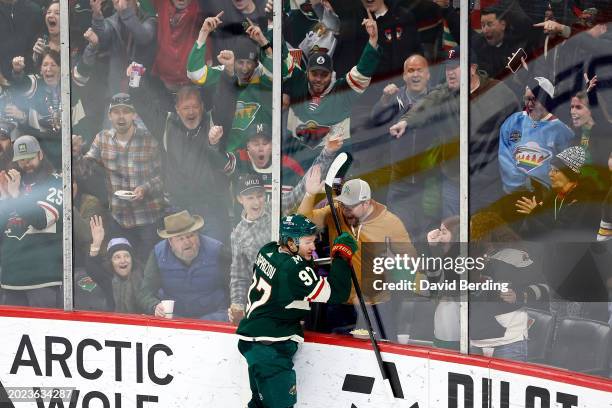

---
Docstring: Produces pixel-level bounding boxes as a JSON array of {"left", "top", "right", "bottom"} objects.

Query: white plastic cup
[
  {"left": 397, "top": 334, "right": 411, "bottom": 344},
  {"left": 161, "top": 300, "right": 175, "bottom": 319}
]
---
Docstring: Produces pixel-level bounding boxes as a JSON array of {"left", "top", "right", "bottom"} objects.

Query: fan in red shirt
[{"left": 150, "top": 0, "right": 206, "bottom": 90}]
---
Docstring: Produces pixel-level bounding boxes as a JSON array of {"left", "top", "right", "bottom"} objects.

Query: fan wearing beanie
[
  {"left": 515, "top": 146, "right": 602, "bottom": 237},
  {"left": 516, "top": 146, "right": 610, "bottom": 315},
  {"left": 86, "top": 215, "right": 145, "bottom": 313}
]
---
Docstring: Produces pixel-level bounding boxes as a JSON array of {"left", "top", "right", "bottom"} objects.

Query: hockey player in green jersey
[{"left": 236, "top": 214, "right": 357, "bottom": 408}]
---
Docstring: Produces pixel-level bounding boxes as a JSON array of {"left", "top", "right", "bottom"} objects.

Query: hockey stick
[{"left": 324, "top": 152, "right": 401, "bottom": 400}]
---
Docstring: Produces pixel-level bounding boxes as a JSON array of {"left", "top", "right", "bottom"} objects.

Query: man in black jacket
[
  {"left": 202, "top": 0, "right": 268, "bottom": 57},
  {"left": 132, "top": 51, "right": 238, "bottom": 245},
  {"left": 370, "top": 54, "right": 433, "bottom": 240},
  {"left": 329, "top": 0, "right": 422, "bottom": 80},
  {"left": 327, "top": 0, "right": 423, "bottom": 203},
  {"left": 0, "top": 0, "right": 43, "bottom": 78},
  {"left": 440, "top": 3, "right": 536, "bottom": 80}
]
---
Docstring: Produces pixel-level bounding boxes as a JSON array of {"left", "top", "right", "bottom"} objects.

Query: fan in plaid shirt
[{"left": 73, "top": 93, "right": 164, "bottom": 261}]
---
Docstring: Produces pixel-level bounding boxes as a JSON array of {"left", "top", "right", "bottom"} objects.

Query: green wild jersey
[
  {"left": 187, "top": 41, "right": 295, "bottom": 152},
  {"left": 236, "top": 241, "right": 352, "bottom": 343},
  {"left": 0, "top": 173, "right": 64, "bottom": 289},
  {"left": 284, "top": 42, "right": 381, "bottom": 147}
]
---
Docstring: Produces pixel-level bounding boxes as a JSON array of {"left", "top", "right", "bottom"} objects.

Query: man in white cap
[
  {"left": 0, "top": 135, "right": 63, "bottom": 307},
  {"left": 297, "top": 178, "right": 419, "bottom": 341}
]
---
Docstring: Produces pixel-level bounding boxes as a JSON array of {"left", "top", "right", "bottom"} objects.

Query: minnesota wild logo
[
  {"left": 233, "top": 101, "right": 261, "bottom": 131},
  {"left": 295, "top": 120, "right": 330, "bottom": 149},
  {"left": 78, "top": 276, "right": 97, "bottom": 293},
  {"left": 514, "top": 142, "right": 552, "bottom": 173},
  {"left": 4, "top": 215, "right": 29, "bottom": 241}
]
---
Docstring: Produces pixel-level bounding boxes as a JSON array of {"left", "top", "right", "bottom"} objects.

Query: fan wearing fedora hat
[{"left": 137, "top": 210, "right": 230, "bottom": 321}]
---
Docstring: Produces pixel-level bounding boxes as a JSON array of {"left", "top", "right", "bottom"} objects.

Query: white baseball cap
[{"left": 334, "top": 179, "right": 371, "bottom": 206}]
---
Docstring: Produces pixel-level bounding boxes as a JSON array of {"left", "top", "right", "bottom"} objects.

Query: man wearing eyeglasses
[
  {"left": 498, "top": 77, "right": 575, "bottom": 195},
  {"left": 297, "top": 178, "right": 418, "bottom": 340},
  {"left": 494, "top": 77, "right": 576, "bottom": 225}
]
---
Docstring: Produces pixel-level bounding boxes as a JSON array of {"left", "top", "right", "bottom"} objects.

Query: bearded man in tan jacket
[{"left": 298, "top": 178, "right": 422, "bottom": 341}]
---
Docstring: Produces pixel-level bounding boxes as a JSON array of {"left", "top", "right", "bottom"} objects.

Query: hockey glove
[{"left": 331, "top": 232, "right": 358, "bottom": 263}]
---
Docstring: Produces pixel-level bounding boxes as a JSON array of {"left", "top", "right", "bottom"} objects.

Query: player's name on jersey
[{"left": 255, "top": 253, "right": 277, "bottom": 280}]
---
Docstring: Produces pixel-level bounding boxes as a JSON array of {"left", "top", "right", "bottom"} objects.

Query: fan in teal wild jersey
[
  {"left": 236, "top": 214, "right": 357, "bottom": 408},
  {"left": 187, "top": 12, "right": 295, "bottom": 152},
  {"left": 0, "top": 135, "right": 63, "bottom": 308}
]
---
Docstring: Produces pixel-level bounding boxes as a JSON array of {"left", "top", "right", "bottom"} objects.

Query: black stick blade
[{"left": 384, "top": 361, "right": 404, "bottom": 399}]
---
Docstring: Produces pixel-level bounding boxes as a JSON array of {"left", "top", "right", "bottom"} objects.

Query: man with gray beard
[{"left": 137, "top": 210, "right": 230, "bottom": 321}]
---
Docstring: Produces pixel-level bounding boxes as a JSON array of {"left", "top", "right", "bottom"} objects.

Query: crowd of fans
[{"left": 1, "top": 0, "right": 611, "bottom": 373}]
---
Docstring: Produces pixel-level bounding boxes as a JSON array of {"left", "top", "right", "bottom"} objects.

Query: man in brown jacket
[{"left": 298, "top": 178, "right": 420, "bottom": 341}]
